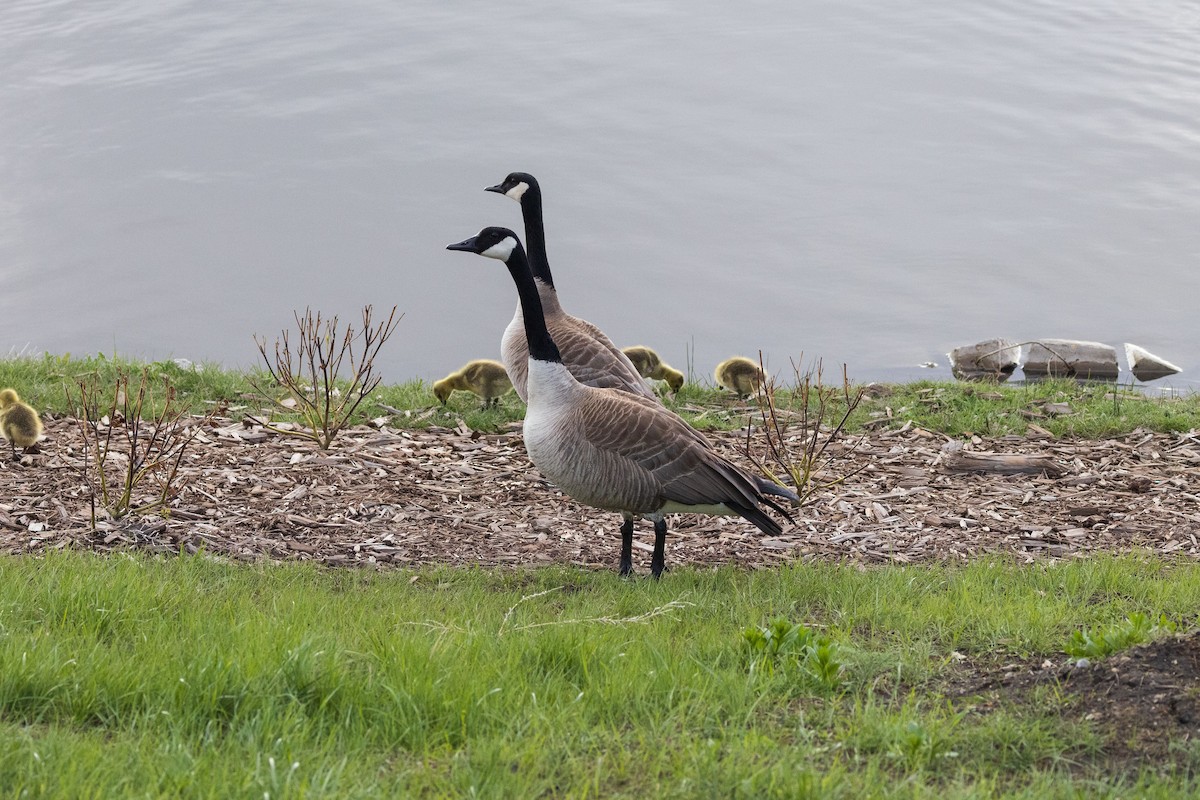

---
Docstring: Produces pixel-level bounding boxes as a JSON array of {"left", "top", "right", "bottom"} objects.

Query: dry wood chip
[
  {"left": 942, "top": 441, "right": 1067, "bottom": 477},
  {"left": 1, "top": 416, "right": 1196, "bottom": 569}
]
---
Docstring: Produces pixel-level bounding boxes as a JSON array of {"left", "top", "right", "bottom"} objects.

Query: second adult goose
[
  {"left": 485, "top": 172, "right": 654, "bottom": 403},
  {"left": 448, "top": 227, "right": 799, "bottom": 577}
]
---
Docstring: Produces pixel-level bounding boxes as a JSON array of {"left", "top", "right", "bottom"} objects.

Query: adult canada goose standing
[
  {"left": 433, "top": 359, "right": 513, "bottom": 408},
  {"left": 448, "top": 227, "right": 799, "bottom": 577},
  {"left": 485, "top": 172, "right": 654, "bottom": 403},
  {"left": 0, "top": 388, "right": 43, "bottom": 459},
  {"left": 623, "top": 345, "right": 685, "bottom": 392},
  {"left": 715, "top": 356, "right": 766, "bottom": 398}
]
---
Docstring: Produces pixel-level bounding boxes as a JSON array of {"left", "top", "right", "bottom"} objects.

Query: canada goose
[
  {"left": 433, "top": 359, "right": 513, "bottom": 408},
  {"left": 0, "top": 388, "right": 43, "bottom": 459},
  {"left": 448, "top": 227, "right": 798, "bottom": 577},
  {"left": 622, "top": 345, "right": 685, "bottom": 392},
  {"left": 485, "top": 172, "right": 655, "bottom": 403},
  {"left": 715, "top": 357, "right": 765, "bottom": 398}
]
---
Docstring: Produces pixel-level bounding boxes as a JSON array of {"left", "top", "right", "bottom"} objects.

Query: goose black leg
[
  {"left": 619, "top": 517, "right": 634, "bottom": 576},
  {"left": 650, "top": 518, "right": 668, "bottom": 579}
]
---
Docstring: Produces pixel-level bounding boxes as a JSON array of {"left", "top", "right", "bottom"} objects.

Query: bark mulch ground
[{"left": 3, "top": 415, "right": 1198, "bottom": 570}]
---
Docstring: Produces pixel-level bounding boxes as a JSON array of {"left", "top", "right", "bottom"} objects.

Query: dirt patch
[
  {"left": 1, "top": 416, "right": 1199, "bottom": 571},
  {"left": 956, "top": 632, "right": 1200, "bottom": 771}
]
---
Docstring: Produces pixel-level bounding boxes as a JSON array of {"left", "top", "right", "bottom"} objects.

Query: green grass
[
  {"left": 3, "top": 353, "right": 1198, "bottom": 437},
  {"left": 0, "top": 353, "right": 257, "bottom": 417},
  {"left": 1065, "top": 612, "right": 1178, "bottom": 661},
  {"left": 873, "top": 380, "right": 1200, "bottom": 438},
  {"left": 0, "top": 553, "right": 1198, "bottom": 797}
]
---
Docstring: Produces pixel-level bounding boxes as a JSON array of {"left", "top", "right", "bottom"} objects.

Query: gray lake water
[{"left": 3, "top": 0, "right": 1199, "bottom": 389}]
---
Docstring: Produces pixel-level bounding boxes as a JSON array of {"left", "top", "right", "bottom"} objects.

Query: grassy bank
[
  {"left": 0, "top": 552, "right": 1197, "bottom": 798},
  {"left": 1, "top": 353, "right": 1198, "bottom": 437}
]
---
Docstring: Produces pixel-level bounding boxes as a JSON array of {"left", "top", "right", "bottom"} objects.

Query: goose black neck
[
  {"left": 519, "top": 184, "right": 554, "bottom": 288},
  {"left": 505, "top": 242, "right": 562, "bottom": 364}
]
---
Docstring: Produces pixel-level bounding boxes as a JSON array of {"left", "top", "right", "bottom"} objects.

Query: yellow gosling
[
  {"left": 655, "top": 363, "right": 684, "bottom": 393},
  {"left": 622, "top": 345, "right": 685, "bottom": 392},
  {"left": 0, "top": 388, "right": 43, "bottom": 459},
  {"left": 714, "top": 357, "right": 765, "bottom": 398},
  {"left": 433, "top": 360, "right": 513, "bottom": 408}
]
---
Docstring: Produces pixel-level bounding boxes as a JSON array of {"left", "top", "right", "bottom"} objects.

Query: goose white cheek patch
[
  {"left": 481, "top": 236, "right": 517, "bottom": 261},
  {"left": 505, "top": 182, "right": 529, "bottom": 201}
]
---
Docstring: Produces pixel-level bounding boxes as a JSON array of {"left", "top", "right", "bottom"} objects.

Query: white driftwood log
[
  {"left": 941, "top": 441, "right": 1066, "bottom": 476},
  {"left": 1124, "top": 344, "right": 1182, "bottom": 382},
  {"left": 1022, "top": 339, "right": 1118, "bottom": 380},
  {"left": 948, "top": 338, "right": 1021, "bottom": 381}
]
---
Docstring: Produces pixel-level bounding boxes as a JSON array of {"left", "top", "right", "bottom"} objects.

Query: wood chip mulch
[{"left": 2, "top": 416, "right": 1198, "bottom": 571}]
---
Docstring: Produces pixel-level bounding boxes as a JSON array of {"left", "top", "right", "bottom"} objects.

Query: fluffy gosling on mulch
[
  {"left": 0, "top": 388, "right": 43, "bottom": 460},
  {"left": 433, "top": 360, "right": 514, "bottom": 408},
  {"left": 714, "top": 357, "right": 765, "bottom": 398},
  {"left": 622, "top": 345, "right": 685, "bottom": 392}
]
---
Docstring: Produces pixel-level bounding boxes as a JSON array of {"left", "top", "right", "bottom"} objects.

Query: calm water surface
[{"left": 3, "top": 1, "right": 1199, "bottom": 387}]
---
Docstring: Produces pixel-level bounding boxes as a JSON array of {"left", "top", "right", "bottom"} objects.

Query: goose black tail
[
  {"left": 759, "top": 494, "right": 797, "bottom": 527},
  {"left": 731, "top": 502, "right": 784, "bottom": 537},
  {"left": 755, "top": 476, "right": 800, "bottom": 504}
]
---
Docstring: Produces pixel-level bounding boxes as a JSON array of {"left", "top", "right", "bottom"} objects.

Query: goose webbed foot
[{"left": 618, "top": 517, "right": 634, "bottom": 576}]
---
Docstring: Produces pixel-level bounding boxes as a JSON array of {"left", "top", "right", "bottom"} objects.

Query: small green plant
[
  {"left": 742, "top": 618, "right": 843, "bottom": 690},
  {"left": 808, "top": 637, "right": 843, "bottom": 689},
  {"left": 889, "top": 717, "right": 961, "bottom": 771},
  {"left": 1065, "top": 612, "right": 1178, "bottom": 660},
  {"left": 69, "top": 369, "right": 211, "bottom": 527},
  {"left": 250, "top": 305, "right": 401, "bottom": 450}
]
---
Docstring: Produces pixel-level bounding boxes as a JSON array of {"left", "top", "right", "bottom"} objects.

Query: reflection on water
[{"left": 2, "top": 0, "right": 1199, "bottom": 388}]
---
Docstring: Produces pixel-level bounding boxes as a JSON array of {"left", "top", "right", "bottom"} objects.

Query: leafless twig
[
  {"left": 249, "top": 305, "right": 401, "bottom": 450},
  {"left": 69, "top": 370, "right": 212, "bottom": 528},
  {"left": 743, "top": 353, "right": 866, "bottom": 506}
]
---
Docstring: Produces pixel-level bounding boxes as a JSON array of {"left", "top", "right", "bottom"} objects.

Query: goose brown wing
[
  {"left": 574, "top": 390, "right": 763, "bottom": 511},
  {"left": 658, "top": 448, "right": 766, "bottom": 511},
  {"left": 501, "top": 283, "right": 656, "bottom": 402},
  {"left": 548, "top": 314, "right": 657, "bottom": 400},
  {"left": 501, "top": 314, "right": 530, "bottom": 401}
]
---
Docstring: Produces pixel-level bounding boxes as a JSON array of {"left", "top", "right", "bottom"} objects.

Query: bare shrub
[
  {"left": 743, "top": 354, "right": 866, "bottom": 506},
  {"left": 70, "top": 369, "right": 211, "bottom": 528},
  {"left": 250, "top": 305, "right": 401, "bottom": 450}
]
